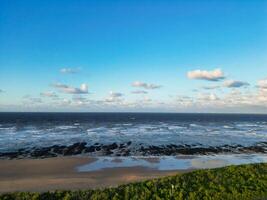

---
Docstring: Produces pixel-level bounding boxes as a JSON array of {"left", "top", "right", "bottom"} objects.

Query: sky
[{"left": 0, "top": 0, "right": 267, "bottom": 113}]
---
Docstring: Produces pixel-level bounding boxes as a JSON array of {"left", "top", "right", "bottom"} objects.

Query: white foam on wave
[
  {"left": 0, "top": 127, "right": 16, "bottom": 130},
  {"left": 25, "top": 129, "right": 42, "bottom": 134},
  {"left": 168, "top": 125, "right": 185, "bottom": 130},
  {"left": 121, "top": 123, "right": 133, "bottom": 126},
  {"left": 223, "top": 125, "right": 233, "bottom": 129},
  {"left": 1, "top": 119, "right": 267, "bottom": 152},
  {"left": 56, "top": 125, "right": 76, "bottom": 130}
]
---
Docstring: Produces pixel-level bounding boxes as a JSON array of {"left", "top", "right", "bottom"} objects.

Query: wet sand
[
  {"left": 0, "top": 156, "right": 186, "bottom": 193},
  {"left": 2, "top": 154, "right": 265, "bottom": 193}
]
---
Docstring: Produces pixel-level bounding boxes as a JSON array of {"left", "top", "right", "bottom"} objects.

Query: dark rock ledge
[{"left": 0, "top": 141, "right": 266, "bottom": 159}]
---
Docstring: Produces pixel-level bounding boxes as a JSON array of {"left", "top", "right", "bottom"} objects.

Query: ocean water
[{"left": 0, "top": 112, "right": 267, "bottom": 153}]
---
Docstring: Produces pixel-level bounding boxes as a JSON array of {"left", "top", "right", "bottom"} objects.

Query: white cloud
[
  {"left": 0, "top": 89, "right": 4, "bottom": 93},
  {"left": 198, "top": 93, "right": 219, "bottom": 101},
  {"left": 222, "top": 90, "right": 257, "bottom": 106},
  {"left": 187, "top": 68, "right": 225, "bottom": 81},
  {"left": 40, "top": 91, "right": 58, "bottom": 98},
  {"left": 52, "top": 83, "right": 88, "bottom": 94},
  {"left": 62, "top": 98, "right": 71, "bottom": 105},
  {"left": 131, "top": 90, "right": 148, "bottom": 94},
  {"left": 143, "top": 96, "right": 152, "bottom": 102},
  {"left": 132, "top": 81, "right": 162, "bottom": 89},
  {"left": 258, "top": 78, "right": 267, "bottom": 89},
  {"left": 176, "top": 95, "right": 194, "bottom": 107},
  {"left": 223, "top": 80, "right": 249, "bottom": 88},
  {"left": 105, "top": 91, "right": 124, "bottom": 102},
  {"left": 109, "top": 91, "right": 123, "bottom": 98},
  {"left": 60, "top": 68, "right": 80, "bottom": 74},
  {"left": 202, "top": 85, "right": 221, "bottom": 90},
  {"left": 72, "top": 96, "right": 89, "bottom": 105},
  {"left": 52, "top": 83, "right": 69, "bottom": 88},
  {"left": 257, "top": 89, "right": 267, "bottom": 102},
  {"left": 182, "top": 87, "right": 267, "bottom": 112}
]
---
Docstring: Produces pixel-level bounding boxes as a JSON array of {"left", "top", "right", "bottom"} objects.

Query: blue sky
[{"left": 0, "top": 0, "right": 267, "bottom": 112}]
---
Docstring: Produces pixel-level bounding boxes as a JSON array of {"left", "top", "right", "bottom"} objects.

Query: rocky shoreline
[{"left": 1, "top": 141, "right": 267, "bottom": 159}]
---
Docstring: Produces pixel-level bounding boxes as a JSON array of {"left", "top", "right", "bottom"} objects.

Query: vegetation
[{"left": 1, "top": 163, "right": 267, "bottom": 200}]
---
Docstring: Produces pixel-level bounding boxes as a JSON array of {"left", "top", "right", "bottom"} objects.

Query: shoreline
[
  {"left": 0, "top": 154, "right": 267, "bottom": 193},
  {"left": 0, "top": 156, "right": 189, "bottom": 193}
]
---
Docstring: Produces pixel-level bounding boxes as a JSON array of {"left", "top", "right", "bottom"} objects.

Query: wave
[
  {"left": 0, "top": 120, "right": 267, "bottom": 153},
  {"left": 56, "top": 125, "right": 77, "bottom": 130}
]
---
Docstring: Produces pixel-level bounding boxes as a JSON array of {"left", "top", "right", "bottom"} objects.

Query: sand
[{"left": 0, "top": 156, "right": 186, "bottom": 193}]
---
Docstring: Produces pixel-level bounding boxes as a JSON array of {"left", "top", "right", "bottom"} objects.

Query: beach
[
  {"left": 1, "top": 153, "right": 267, "bottom": 193},
  {"left": 0, "top": 156, "right": 189, "bottom": 193}
]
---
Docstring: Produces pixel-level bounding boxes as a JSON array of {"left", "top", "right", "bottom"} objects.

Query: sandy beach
[
  {"left": 1, "top": 153, "right": 267, "bottom": 193},
  {"left": 0, "top": 156, "right": 187, "bottom": 193}
]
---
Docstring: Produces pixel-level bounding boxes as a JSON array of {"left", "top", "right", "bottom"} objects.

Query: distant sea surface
[{"left": 0, "top": 112, "right": 267, "bottom": 154}]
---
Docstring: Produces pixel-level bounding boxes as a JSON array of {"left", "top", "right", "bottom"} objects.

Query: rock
[
  {"left": 95, "top": 146, "right": 101, "bottom": 151},
  {"left": 30, "top": 147, "right": 51, "bottom": 157},
  {"left": 122, "top": 150, "right": 130, "bottom": 156},
  {"left": 2, "top": 152, "right": 19, "bottom": 159},
  {"left": 84, "top": 146, "right": 95, "bottom": 153},
  {"left": 1, "top": 140, "right": 267, "bottom": 159},
  {"left": 63, "top": 142, "right": 87, "bottom": 155},
  {"left": 110, "top": 143, "right": 118, "bottom": 150},
  {"left": 104, "top": 150, "right": 113, "bottom": 155},
  {"left": 119, "top": 143, "right": 126, "bottom": 149},
  {"left": 51, "top": 145, "right": 66, "bottom": 154}
]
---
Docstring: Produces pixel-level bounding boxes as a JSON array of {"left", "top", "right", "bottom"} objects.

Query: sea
[{"left": 0, "top": 112, "right": 266, "bottom": 154}]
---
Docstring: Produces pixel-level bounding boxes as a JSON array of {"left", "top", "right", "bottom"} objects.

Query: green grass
[{"left": 1, "top": 163, "right": 267, "bottom": 200}]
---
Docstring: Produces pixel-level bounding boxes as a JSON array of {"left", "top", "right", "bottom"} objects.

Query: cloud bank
[
  {"left": 223, "top": 80, "right": 249, "bottom": 88},
  {"left": 202, "top": 85, "right": 221, "bottom": 90},
  {"left": 52, "top": 83, "right": 88, "bottom": 94},
  {"left": 131, "top": 90, "right": 148, "bottom": 94},
  {"left": 258, "top": 78, "right": 267, "bottom": 89},
  {"left": 132, "top": 81, "right": 161, "bottom": 89},
  {"left": 40, "top": 91, "right": 58, "bottom": 98},
  {"left": 187, "top": 68, "right": 225, "bottom": 81},
  {"left": 105, "top": 91, "right": 124, "bottom": 102}
]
